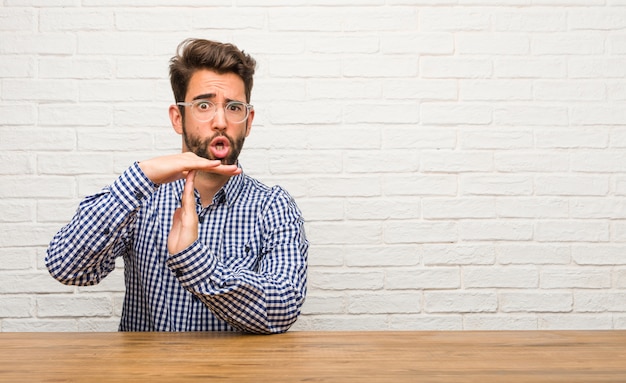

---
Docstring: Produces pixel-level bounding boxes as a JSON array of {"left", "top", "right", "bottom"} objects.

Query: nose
[{"left": 211, "top": 105, "right": 227, "bottom": 131}]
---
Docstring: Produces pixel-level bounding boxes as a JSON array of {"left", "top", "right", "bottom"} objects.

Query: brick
[
  {"left": 573, "top": 245, "right": 626, "bottom": 265},
  {"left": 456, "top": 33, "right": 529, "bottom": 55},
  {"left": 464, "top": 315, "right": 538, "bottom": 330},
  {"left": 539, "top": 314, "right": 612, "bottom": 330},
  {"left": 536, "top": 128, "right": 608, "bottom": 149},
  {"left": 39, "top": 57, "right": 113, "bottom": 79},
  {"left": 37, "top": 295, "right": 113, "bottom": 317},
  {"left": 78, "top": 319, "right": 119, "bottom": 332},
  {"left": 570, "top": 198, "right": 626, "bottom": 219},
  {"left": 308, "top": 221, "right": 381, "bottom": 245},
  {"left": 461, "top": 174, "right": 533, "bottom": 196},
  {"left": 424, "top": 150, "right": 493, "bottom": 172},
  {"left": 0, "top": 8, "right": 35, "bottom": 31},
  {"left": 460, "top": 79, "right": 532, "bottom": 101},
  {"left": 298, "top": 198, "right": 345, "bottom": 221},
  {"left": 0, "top": 55, "right": 35, "bottom": 78},
  {"left": 347, "top": 292, "right": 421, "bottom": 314},
  {"left": 0, "top": 296, "right": 32, "bottom": 318},
  {"left": 496, "top": 197, "right": 569, "bottom": 219},
  {"left": 535, "top": 175, "right": 609, "bottom": 196},
  {"left": 384, "top": 220, "right": 457, "bottom": 244},
  {"left": 534, "top": 80, "right": 606, "bottom": 101},
  {"left": 532, "top": 33, "right": 605, "bottom": 55},
  {"left": 421, "top": 57, "right": 492, "bottom": 79},
  {"left": 494, "top": 105, "right": 568, "bottom": 126},
  {"left": 464, "top": 267, "right": 538, "bottom": 288},
  {"left": 495, "top": 57, "right": 567, "bottom": 78},
  {"left": 388, "top": 315, "right": 463, "bottom": 331},
  {"left": 421, "top": 103, "right": 492, "bottom": 125},
  {"left": 536, "top": 221, "right": 609, "bottom": 243},
  {"left": 542, "top": 269, "right": 610, "bottom": 289},
  {"left": 425, "top": 291, "right": 497, "bottom": 313},
  {"left": 495, "top": 152, "right": 569, "bottom": 172},
  {"left": 39, "top": 9, "right": 113, "bottom": 31},
  {"left": 419, "top": 9, "right": 490, "bottom": 31},
  {"left": 500, "top": 292, "right": 572, "bottom": 313},
  {"left": 0, "top": 272, "right": 73, "bottom": 294},
  {"left": 346, "top": 197, "right": 421, "bottom": 220},
  {"left": 571, "top": 151, "right": 626, "bottom": 172},
  {"left": 497, "top": 244, "right": 571, "bottom": 265},
  {"left": 0, "top": 33, "right": 75, "bottom": 55},
  {"left": 0, "top": 200, "right": 35, "bottom": 223},
  {"left": 569, "top": 58, "right": 626, "bottom": 78},
  {"left": 2, "top": 319, "right": 78, "bottom": 332},
  {"left": 381, "top": 33, "right": 453, "bottom": 54},
  {"left": 309, "top": 176, "right": 380, "bottom": 197},
  {"left": 270, "top": 151, "right": 342, "bottom": 175},
  {"left": 494, "top": 10, "right": 567, "bottom": 32},
  {"left": 384, "top": 174, "right": 457, "bottom": 196},
  {"left": 344, "top": 150, "right": 418, "bottom": 173},
  {"left": 383, "top": 127, "right": 456, "bottom": 150},
  {"left": 422, "top": 197, "right": 495, "bottom": 219},
  {"left": 0, "top": 104, "right": 36, "bottom": 125},
  {"left": 344, "top": 245, "right": 421, "bottom": 267},
  {"left": 460, "top": 129, "right": 533, "bottom": 150},
  {"left": 0, "top": 127, "right": 76, "bottom": 151},
  {"left": 459, "top": 220, "right": 534, "bottom": 241},
  {"left": 308, "top": 270, "right": 385, "bottom": 290},
  {"left": 385, "top": 268, "right": 460, "bottom": 289},
  {"left": 0, "top": 247, "right": 36, "bottom": 270},
  {"left": 423, "top": 244, "right": 495, "bottom": 266},
  {"left": 569, "top": 10, "right": 626, "bottom": 30}
]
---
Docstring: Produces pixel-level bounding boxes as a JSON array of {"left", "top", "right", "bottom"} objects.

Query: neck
[{"left": 194, "top": 171, "right": 231, "bottom": 207}]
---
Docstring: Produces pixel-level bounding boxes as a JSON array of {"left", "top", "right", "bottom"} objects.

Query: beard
[{"left": 182, "top": 125, "right": 246, "bottom": 166}]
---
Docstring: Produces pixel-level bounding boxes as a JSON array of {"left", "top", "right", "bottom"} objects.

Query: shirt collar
[{"left": 220, "top": 168, "right": 244, "bottom": 206}]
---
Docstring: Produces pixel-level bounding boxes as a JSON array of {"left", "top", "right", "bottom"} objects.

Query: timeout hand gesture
[{"left": 138, "top": 152, "right": 241, "bottom": 255}]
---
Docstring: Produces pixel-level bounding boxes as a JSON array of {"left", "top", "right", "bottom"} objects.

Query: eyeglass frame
[{"left": 176, "top": 99, "right": 254, "bottom": 123}]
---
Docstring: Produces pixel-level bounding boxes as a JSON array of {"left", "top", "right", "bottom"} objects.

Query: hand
[
  {"left": 138, "top": 152, "right": 241, "bottom": 185},
  {"left": 168, "top": 170, "right": 199, "bottom": 255}
]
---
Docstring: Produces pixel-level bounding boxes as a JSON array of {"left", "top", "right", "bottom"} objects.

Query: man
[{"left": 46, "top": 38, "right": 309, "bottom": 334}]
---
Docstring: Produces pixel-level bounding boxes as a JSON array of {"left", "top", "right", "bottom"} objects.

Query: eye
[
  {"left": 196, "top": 101, "right": 213, "bottom": 111},
  {"left": 226, "top": 102, "right": 244, "bottom": 112}
]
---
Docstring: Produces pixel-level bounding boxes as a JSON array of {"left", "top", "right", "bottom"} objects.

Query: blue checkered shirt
[{"left": 46, "top": 162, "right": 308, "bottom": 334}]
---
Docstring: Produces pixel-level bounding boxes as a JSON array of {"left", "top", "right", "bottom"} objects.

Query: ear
[
  {"left": 169, "top": 104, "right": 184, "bottom": 135},
  {"left": 245, "top": 108, "right": 254, "bottom": 137}
]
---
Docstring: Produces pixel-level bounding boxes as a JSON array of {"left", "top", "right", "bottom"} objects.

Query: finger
[{"left": 198, "top": 162, "right": 242, "bottom": 175}]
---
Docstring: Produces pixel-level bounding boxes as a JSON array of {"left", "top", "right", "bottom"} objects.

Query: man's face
[{"left": 177, "top": 69, "right": 253, "bottom": 165}]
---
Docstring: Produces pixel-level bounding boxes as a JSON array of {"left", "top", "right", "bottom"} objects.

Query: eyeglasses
[{"left": 176, "top": 99, "right": 253, "bottom": 123}]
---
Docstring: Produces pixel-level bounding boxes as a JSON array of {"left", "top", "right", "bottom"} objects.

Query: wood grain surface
[{"left": 1, "top": 331, "right": 625, "bottom": 382}]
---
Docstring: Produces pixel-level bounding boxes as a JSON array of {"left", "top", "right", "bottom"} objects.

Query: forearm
[
  {"left": 167, "top": 242, "right": 307, "bottom": 334},
  {"left": 46, "top": 163, "right": 156, "bottom": 286}
]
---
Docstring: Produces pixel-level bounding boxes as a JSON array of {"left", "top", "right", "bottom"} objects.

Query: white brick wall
[{"left": 2, "top": 2, "right": 626, "bottom": 332}]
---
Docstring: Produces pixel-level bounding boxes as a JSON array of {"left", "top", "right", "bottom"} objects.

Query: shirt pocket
[{"left": 223, "top": 241, "right": 262, "bottom": 272}]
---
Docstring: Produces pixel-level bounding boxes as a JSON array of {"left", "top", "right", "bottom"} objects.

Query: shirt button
[
  {"left": 134, "top": 192, "right": 143, "bottom": 200},
  {"left": 175, "top": 270, "right": 183, "bottom": 278},
  {"left": 103, "top": 228, "right": 110, "bottom": 235}
]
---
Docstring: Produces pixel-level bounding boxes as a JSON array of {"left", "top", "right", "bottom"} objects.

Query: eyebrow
[
  {"left": 192, "top": 93, "right": 216, "bottom": 101},
  {"left": 191, "top": 93, "right": 244, "bottom": 103}
]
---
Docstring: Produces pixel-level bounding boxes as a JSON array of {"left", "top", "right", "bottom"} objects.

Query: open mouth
[{"left": 209, "top": 136, "right": 230, "bottom": 159}]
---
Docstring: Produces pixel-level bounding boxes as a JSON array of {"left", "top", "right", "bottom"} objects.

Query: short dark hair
[{"left": 169, "top": 38, "right": 256, "bottom": 104}]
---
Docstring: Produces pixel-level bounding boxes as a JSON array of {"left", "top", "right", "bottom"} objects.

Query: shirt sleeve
[
  {"left": 166, "top": 186, "right": 309, "bottom": 334},
  {"left": 45, "top": 162, "right": 158, "bottom": 286}
]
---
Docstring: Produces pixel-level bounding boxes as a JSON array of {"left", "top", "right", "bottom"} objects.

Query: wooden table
[{"left": 1, "top": 331, "right": 625, "bottom": 382}]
